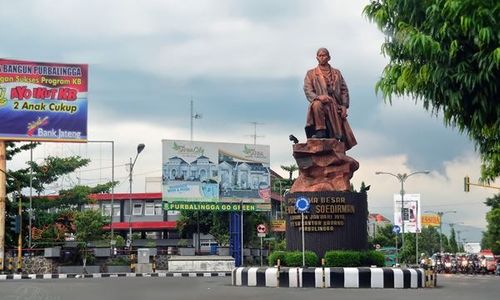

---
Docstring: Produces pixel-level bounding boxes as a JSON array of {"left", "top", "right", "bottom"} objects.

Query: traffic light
[
  {"left": 464, "top": 176, "right": 470, "bottom": 192},
  {"left": 9, "top": 215, "right": 20, "bottom": 234}
]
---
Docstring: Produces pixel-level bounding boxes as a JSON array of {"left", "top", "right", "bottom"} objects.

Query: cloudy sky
[{"left": 1, "top": 0, "right": 496, "bottom": 240}]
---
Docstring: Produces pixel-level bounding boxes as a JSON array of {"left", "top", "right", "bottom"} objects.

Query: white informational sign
[{"left": 393, "top": 194, "right": 421, "bottom": 233}]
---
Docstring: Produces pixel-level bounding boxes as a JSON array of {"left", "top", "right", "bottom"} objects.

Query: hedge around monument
[
  {"left": 324, "top": 250, "right": 385, "bottom": 267},
  {"left": 268, "top": 250, "right": 319, "bottom": 267},
  {"left": 268, "top": 250, "right": 384, "bottom": 267}
]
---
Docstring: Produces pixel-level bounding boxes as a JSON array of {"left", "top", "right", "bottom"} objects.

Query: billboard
[
  {"left": 421, "top": 214, "right": 440, "bottom": 228},
  {"left": 0, "top": 59, "right": 88, "bottom": 142},
  {"left": 393, "top": 194, "right": 421, "bottom": 233},
  {"left": 162, "top": 140, "right": 270, "bottom": 211}
]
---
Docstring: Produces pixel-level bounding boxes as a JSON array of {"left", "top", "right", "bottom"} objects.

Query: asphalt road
[{"left": 0, "top": 274, "right": 498, "bottom": 300}]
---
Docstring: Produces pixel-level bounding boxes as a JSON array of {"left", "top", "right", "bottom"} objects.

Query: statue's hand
[{"left": 317, "top": 95, "right": 330, "bottom": 103}]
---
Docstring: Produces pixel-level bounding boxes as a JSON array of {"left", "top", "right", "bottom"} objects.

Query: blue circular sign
[
  {"left": 392, "top": 225, "right": 401, "bottom": 234},
  {"left": 295, "top": 197, "right": 310, "bottom": 213}
]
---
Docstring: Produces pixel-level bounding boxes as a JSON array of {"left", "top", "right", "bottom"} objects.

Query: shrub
[
  {"left": 364, "top": 251, "right": 385, "bottom": 267},
  {"left": 324, "top": 250, "right": 386, "bottom": 267},
  {"left": 108, "top": 257, "right": 130, "bottom": 266},
  {"left": 268, "top": 251, "right": 286, "bottom": 266},
  {"left": 324, "top": 250, "right": 361, "bottom": 267},
  {"left": 268, "top": 250, "right": 318, "bottom": 267},
  {"left": 284, "top": 251, "right": 319, "bottom": 267}
]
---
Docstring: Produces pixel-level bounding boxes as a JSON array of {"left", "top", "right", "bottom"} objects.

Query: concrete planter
[
  {"left": 93, "top": 248, "right": 111, "bottom": 257},
  {"left": 178, "top": 247, "right": 195, "bottom": 256},
  {"left": 168, "top": 255, "right": 235, "bottom": 272},
  {"left": 146, "top": 248, "right": 157, "bottom": 256},
  {"left": 106, "top": 265, "right": 131, "bottom": 273},
  {"left": 44, "top": 247, "right": 61, "bottom": 258},
  {"left": 217, "top": 247, "right": 230, "bottom": 256},
  {"left": 58, "top": 265, "right": 100, "bottom": 274}
]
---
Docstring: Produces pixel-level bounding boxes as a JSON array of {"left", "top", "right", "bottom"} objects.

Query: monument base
[
  {"left": 285, "top": 191, "right": 367, "bottom": 258},
  {"left": 290, "top": 139, "right": 359, "bottom": 192}
]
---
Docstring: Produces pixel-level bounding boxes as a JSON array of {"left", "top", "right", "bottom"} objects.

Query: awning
[{"left": 104, "top": 221, "right": 176, "bottom": 230}]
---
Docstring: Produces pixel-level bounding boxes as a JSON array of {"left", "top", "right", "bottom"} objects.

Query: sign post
[
  {"left": 257, "top": 224, "right": 267, "bottom": 266},
  {"left": 295, "top": 197, "right": 310, "bottom": 267},
  {"left": 393, "top": 225, "right": 400, "bottom": 265}
]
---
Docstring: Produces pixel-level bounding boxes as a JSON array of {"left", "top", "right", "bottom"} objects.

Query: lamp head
[{"left": 137, "top": 143, "right": 145, "bottom": 154}]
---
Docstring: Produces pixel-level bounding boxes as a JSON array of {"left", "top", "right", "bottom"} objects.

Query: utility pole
[
  {"left": 0, "top": 141, "right": 6, "bottom": 271},
  {"left": 247, "top": 122, "right": 264, "bottom": 145},
  {"left": 190, "top": 98, "right": 202, "bottom": 141},
  {"left": 190, "top": 99, "right": 202, "bottom": 253}
]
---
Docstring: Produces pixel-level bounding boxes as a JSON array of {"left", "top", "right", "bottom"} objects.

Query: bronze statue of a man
[{"left": 303, "top": 48, "right": 357, "bottom": 150}]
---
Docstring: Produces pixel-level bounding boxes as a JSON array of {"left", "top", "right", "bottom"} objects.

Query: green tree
[
  {"left": 481, "top": 193, "right": 500, "bottom": 254},
  {"left": 280, "top": 164, "right": 298, "bottom": 181},
  {"left": 364, "top": 0, "right": 499, "bottom": 181},
  {"left": 449, "top": 228, "right": 459, "bottom": 253},
  {"left": 372, "top": 224, "right": 400, "bottom": 248},
  {"left": 176, "top": 210, "right": 268, "bottom": 248},
  {"left": 4, "top": 142, "right": 115, "bottom": 248},
  {"left": 74, "top": 210, "right": 108, "bottom": 243},
  {"left": 419, "top": 226, "right": 441, "bottom": 255}
]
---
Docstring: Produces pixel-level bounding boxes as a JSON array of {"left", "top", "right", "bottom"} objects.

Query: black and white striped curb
[
  {"left": 232, "top": 267, "right": 429, "bottom": 288},
  {"left": 0, "top": 272, "right": 231, "bottom": 280}
]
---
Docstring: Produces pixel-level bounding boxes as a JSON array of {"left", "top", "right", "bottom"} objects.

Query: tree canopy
[
  {"left": 481, "top": 193, "right": 500, "bottom": 254},
  {"left": 364, "top": 0, "right": 499, "bottom": 181},
  {"left": 4, "top": 142, "right": 115, "bottom": 248}
]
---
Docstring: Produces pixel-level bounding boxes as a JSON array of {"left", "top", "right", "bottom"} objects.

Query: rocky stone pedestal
[{"left": 290, "top": 139, "right": 358, "bottom": 192}]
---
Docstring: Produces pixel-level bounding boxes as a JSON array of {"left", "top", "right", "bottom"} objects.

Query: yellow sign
[
  {"left": 421, "top": 214, "right": 440, "bottom": 227},
  {"left": 271, "top": 219, "right": 286, "bottom": 232}
]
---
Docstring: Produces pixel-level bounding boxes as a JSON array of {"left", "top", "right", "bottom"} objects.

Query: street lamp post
[
  {"left": 128, "top": 143, "right": 145, "bottom": 247},
  {"left": 375, "top": 170, "right": 430, "bottom": 258},
  {"left": 425, "top": 210, "right": 456, "bottom": 253}
]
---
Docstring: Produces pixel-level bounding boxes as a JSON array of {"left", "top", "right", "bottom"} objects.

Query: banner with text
[
  {"left": 0, "top": 59, "right": 88, "bottom": 142},
  {"left": 421, "top": 214, "right": 440, "bottom": 227},
  {"left": 393, "top": 194, "right": 421, "bottom": 233},
  {"left": 162, "top": 139, "right": 270, "bottom": 210}
]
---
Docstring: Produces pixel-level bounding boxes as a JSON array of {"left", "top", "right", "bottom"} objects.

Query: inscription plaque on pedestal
[{"left": 285, "top": 191, "right": 367, "bottom": 258}]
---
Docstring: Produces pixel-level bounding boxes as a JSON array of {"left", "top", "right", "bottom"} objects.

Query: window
[
  {"left": 144, "top": 202, "right": 155, "bottom": 216},
  {"left": 113, "top": 204, "right": 120, "bottom": 216},
  {"left": 133, "top": 203, "right": 143, "bottom": 216},
  {"left": 84, "top": 204, "right": 99, "bottom": 211},
  {"left": 155, "top": 203, "right": 163, "bottom": 215},
  {"left": 102, "top": 204, "right": 111, "bottom": 216}
]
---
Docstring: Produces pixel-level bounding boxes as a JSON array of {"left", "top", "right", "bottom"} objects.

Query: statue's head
[{"left": 316, "top": 48, "right": 330, "bottom": 65}]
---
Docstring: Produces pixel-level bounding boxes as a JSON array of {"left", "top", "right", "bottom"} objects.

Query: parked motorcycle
[
  {"left": 450, "top": 257, "right": 458, "bottom": 274},
  {"left": 459, "top": 256, "right": 469, "bottom": 274},
  {"left": 467, "top": 255, "right": 477, "bottom": 275},
  {"left": 479, "top": 256, "right": 488, "bottom": 275}
]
